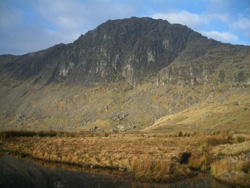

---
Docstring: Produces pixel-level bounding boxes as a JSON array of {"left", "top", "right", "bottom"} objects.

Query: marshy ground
[{"left": 0, "top": 131, "right": 249, "bottom": 187}]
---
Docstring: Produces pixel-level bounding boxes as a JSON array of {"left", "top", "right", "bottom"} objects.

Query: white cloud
[
  {"left": 205, "top": 13, "right": 230, "bottom": 23},
  {"left": 1, "top": 0, "right": 249, "bottom": 54},
  {"left": 0, "top": 0, "right": 136, "bottom": 55},
  {"left": 0, "top": 7, "right": 23, "bottom": 29},
  {"left": 201, "top": 31, "right": 239, "bottom": 43},
  {"left": 152, "top": 10, "right": 231, "bottom": 31},
  {"left": 35, "top": 0, "right": 136, "bottom": 36},
  {"left": 151, "top": 10, "right": 242, "bottom": 44},
  {"left": 231, "top": 17, "right": 250, "bottom": 37},
  {"left": 152, "top": 11, "right": 204, "bottom": 29}
]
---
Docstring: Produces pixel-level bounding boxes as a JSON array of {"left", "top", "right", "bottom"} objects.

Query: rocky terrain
[{"left": 0, "top": 17, "right": 249, "bottom": 132}]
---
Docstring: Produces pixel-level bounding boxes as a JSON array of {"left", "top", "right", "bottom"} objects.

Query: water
[{"left": 0, "top": 155, "right": 231, "bottom": 188}]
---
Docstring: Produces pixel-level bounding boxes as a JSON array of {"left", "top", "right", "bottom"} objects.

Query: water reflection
[{"left": 0, "top": 155, "right": 231, "bottom": 188}]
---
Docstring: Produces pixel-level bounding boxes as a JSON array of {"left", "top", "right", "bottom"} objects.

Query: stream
[{"left": 0, "top": 155, "right": 232, "bottom": 188}]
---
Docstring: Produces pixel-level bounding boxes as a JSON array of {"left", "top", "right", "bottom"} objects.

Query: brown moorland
[
  {"left": 2, "top": 132, "right": 199, "bottom": 182},
  {"left": 1, "top": 131, "right": 249, "bottom": 186}
]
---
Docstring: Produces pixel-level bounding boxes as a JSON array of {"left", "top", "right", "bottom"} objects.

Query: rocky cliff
[{"left": 0, "top": 17, "right": 249, "bottom": 132}]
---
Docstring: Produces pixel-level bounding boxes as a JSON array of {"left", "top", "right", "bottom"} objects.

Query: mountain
[{"left": 0, "top": 17, "right": 250, "bottom": 132}]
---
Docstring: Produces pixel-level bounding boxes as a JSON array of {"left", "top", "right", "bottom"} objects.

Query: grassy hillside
[
  {"left": 144, "top": 87, "right": 250, "bottom": 133},
  {"left": 2, "top": 78, "right": 249, "bottom": 132}
]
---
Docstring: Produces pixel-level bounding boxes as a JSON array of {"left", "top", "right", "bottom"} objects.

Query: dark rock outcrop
[{"left": 3, "top": 17, "right": 248, "bottom": 86}]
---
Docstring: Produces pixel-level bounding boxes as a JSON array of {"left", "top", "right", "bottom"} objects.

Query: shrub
[
  {"left": 241, "top": 161, "right": 250, "bottom": 173},
  {"left": 237, "top": 136, "right": 246, "bottom": 143},
  {"left": 1, "top": 130, "right": 36, "bottom": 138},
  {"left": 56, "top": 131, "right": 76, "bottom": 137},
  {"left": 227, "top": 135, "right": 234, "bottom": 141},
  {"left": 184, "top": 133, "right": 191, "bottom": 137},
  {"left": 178, "top": 131, "right": 183, "bottom": 137},
  {"left": 202, "top": 135, "right": 230, "bottom": 147},
  {"left": 0, "top": 130, "right": 64, "bottom": 138},
  {"left": 38, "top": 130, "right": 57, "bottom": 137},
  {"left": 104, "top": 132, "right": 110, "bottom": 137},
  {"left": 212, "top": 131, "right": 221, "bottom": 135},
  {"left": 0, "top": 132, "right": 6, "bottom": 141}
]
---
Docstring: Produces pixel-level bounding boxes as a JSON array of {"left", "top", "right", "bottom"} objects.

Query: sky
[{"left": 0, "top": 0, "right": 250, "bottom": 55}]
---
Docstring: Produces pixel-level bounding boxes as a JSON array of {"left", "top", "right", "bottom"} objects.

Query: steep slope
[
  {"left": 0, "top": 17, "right": 249, "bottom": 132},
  {"left": 143, "top": 87, "right": 250, "bottom": 133},
  {"left": 157, "top": 43, "right": 250, "bottom": 86},
  {"left": 0, "top": 17, "right": 213, "bottom": 85}
]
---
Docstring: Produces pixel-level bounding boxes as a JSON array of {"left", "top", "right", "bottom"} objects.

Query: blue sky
[{"left": 0, "top": 0, "right": 250, "bottom": 55}]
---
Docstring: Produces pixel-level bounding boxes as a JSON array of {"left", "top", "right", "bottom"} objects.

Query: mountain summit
[
  {"left": 1, "top": 17, "right": 250, "bottom": 86},
  {"left": 0, "top": 17, "right": 250, "bottom": 132}
]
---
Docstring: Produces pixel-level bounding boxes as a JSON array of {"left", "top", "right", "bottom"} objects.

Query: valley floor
[{"left": 0, "top": 131, "right": 250, "bottom": 187}]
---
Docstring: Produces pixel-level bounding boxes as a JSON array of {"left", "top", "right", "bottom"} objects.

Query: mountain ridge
[
  {"left": 0, "top": 17, "right": 218, "bottom": 85},
  {"left": 0, "top": 17, "right": 249, "bottom": 132},
  {"left": 1, "top": 17, "right": 249, "bottom": 86}
]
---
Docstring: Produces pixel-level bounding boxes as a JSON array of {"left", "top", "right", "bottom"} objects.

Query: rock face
[
  {"left": 157, "top": 43, "right": 250, "bottom": 86},
  {"left": 0, "top": 17, "right": 250, "bottom": 131},
  {"left": 3, "top": 17, "right": 249, "bottom": 86}
]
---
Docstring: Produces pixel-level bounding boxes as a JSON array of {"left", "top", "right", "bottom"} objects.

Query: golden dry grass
[
  {"left": 4, "top": 133, "right": 201, "bottom": 182},
  {"left": 211, "top": 156, "right": 250, "bottom": 187},
  {"left": 144, "top": 89, "right": 250, "bottom": 133},
  {"left": 209, "top": 140, "right": 250, "bottom": 187},
  {"left": 2, "top": 132, "right": 250, "bottom": 185},
  {"left": 210, "top": 140, "right": 250, "bottom": 156},
  {"left": 188, "top": 152, "right": 212, "bottom": 172}
]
